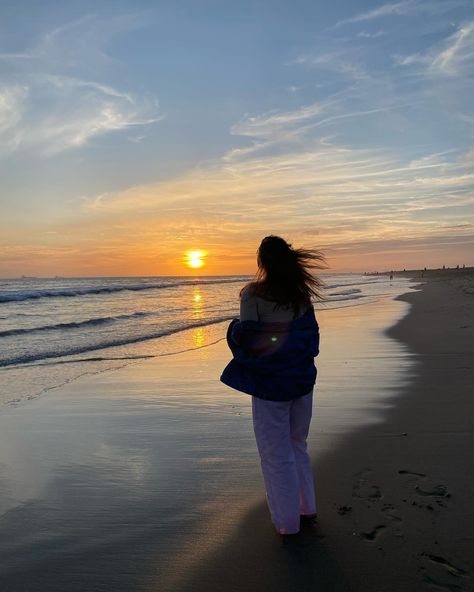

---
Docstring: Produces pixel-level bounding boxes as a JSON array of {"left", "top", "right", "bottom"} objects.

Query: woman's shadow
[{"left": 171, "top": 484, "right": 351, "bottom": 592}]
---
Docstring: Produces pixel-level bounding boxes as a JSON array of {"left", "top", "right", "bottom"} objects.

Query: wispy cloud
[
  {"left": 336, "top": 0, "right": 417, "bottom": 26},
  {"left": 0, "top": 52, "right": 35, "bottom": 60},
  {"left": 230, "top": 102, "right": 326, "bottom": 140},
  {"left": 357, "top": 30, "right": 386, "bottom": 39},
  {"left": 0, "top": 85, "right": 26, "bottom": 140},
  {"left": 0, "top": 75, "right": 162, "bottom": 156},
  {"left": 78, "top": 109, "right": 473, "bottom": 251},
  {"left": 0, "top": 13, "right": 148, "bottom": 70},
  {"left": 0, "top": 14, "right": 162, "bottom": 156},
  {"left": 3, "top": 103, "right": 473, "bottom": 273},
  {"left": 335, "top": 0, "right": 468, "bottom": 28},
  {"left": 74, "top": 81, "right": 472, "bottom": 261},
  {"left": 224, "top": 97, "right": 415, "bottom": 162},
  {"left": 293, "top": 51, "right": 368, "bottom": 80},
  {"left": 396, "top": 21, "right": 474, "bottom": 76}
]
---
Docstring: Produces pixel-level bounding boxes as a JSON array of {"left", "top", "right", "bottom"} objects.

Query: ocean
[{"left": 0, "top": 273, "right": 413, "bottom": 406}]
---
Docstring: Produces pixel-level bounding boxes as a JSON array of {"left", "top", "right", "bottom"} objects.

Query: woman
[{"left": 221, "top": 235, "right": 326, "bottom": 540}]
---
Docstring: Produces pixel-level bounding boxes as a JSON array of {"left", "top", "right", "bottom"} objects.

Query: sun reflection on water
[
  {"left": 192, "top": 288, "right": 203, "bottom": 319},
  {"left": 191, "top": 287, "right": 206, "bottom": 349},
  {"left": 193, "top": 327, "right": 205, "bottom": 348}
]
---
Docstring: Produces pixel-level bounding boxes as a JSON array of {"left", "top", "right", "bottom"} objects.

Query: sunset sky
[{"left": 1, "top": 0, "right": 473, "bottom": 277}]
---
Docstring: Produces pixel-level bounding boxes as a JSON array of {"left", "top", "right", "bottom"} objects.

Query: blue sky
[{"left": 1, "top": 0, "right": 473, "bottom": 275}]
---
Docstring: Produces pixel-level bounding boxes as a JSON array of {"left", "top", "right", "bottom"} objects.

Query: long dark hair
[{"left": 241, "top": 235, "right": 327, "bottom": 316}]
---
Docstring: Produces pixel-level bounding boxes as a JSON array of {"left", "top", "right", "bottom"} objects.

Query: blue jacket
[{"left": 220, "top": 306, "right": 319, "bottom": 401}]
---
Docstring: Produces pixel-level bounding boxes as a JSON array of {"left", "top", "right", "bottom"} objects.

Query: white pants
[{"left": 251, "top": 390, "right": 316, "bottom": 535}]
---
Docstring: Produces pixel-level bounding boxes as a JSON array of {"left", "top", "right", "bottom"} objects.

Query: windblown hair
[{"left": 242, "top": 235, "right": 327, "bottom": 316}]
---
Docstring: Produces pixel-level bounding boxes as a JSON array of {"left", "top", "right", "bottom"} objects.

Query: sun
[{"left": 185, "top": 250, "right": 206, "bottom": 269}]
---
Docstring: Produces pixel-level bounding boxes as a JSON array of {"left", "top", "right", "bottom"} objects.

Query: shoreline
[{"left": 0, "top": 271, "right": 472, "bottom": 591}]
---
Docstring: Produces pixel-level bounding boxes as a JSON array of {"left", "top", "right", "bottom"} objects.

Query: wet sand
[{"left": 0, "top": 270, "right": 472, "bottom": 591}]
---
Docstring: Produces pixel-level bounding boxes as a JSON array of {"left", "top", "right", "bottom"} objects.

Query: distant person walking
[{"left": 221, "top": 236, "right": 326, "bottom": 540}]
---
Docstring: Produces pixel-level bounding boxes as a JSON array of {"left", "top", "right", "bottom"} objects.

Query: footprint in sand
[
  {"left": 415, "top": 484, "right": 451, "bottom": 498},
  {"left": 398, "top": 470, "right": 451, "bottom": 510},
  {"left": 349, "top": 469, "right": 396, "bottom": 542},
  {"left": 381, "top": 503, "right": 402, "bottom": 523},
  {"left": 418, "top": 552, "right": 470, "bottom": 591},
  {"left": 420, "top": 571, "right": 464, "bottom": 591},
  {"left": 398, "top": 469, "right": 426, "bottom": 478},
  {"left": 421, "top": 554, "right": 468, "bottom": 578},
  {"left": 352, "top": 468, "right": 383, "bottom": 501},
  {"left": 360, "top": 524, "right": 387, "bottom": 541},
  {"left": 337, "top": 505, "right": 352, "bottom": 515}
]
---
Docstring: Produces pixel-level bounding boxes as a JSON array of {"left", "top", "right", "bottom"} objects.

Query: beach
[{"left": 0, "top": 269, "right": 473, "bottom": 591}]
